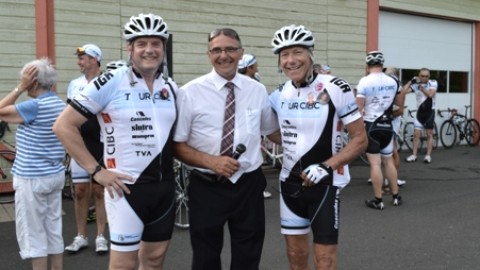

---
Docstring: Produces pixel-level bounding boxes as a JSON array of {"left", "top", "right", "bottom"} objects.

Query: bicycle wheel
[
  {"left": 464, "top": 119, "right": 480, "bottom": 146},
  {"left": 440, "top": 120, "right": 457, "bottom": 149},
  {"left": 174, "top": 160, "right": 190, "bottom": 229},
  {"left": 0, "top": 191, "right": 14, "bottom": 204},
  {"left": 0, "top": 149, "right": 15, "bottom": 204},
  {"left": 359, "top": 152, "right": 369, "bottom": 165},
  {"left": 62, "top": 154, "right": 74, "bottom": 200},
  {"left": 395, "top": 133, "right": 404, "bottom": 153},
  {"left": 403, "top": 122, "right": 415, "bottom": 152}
]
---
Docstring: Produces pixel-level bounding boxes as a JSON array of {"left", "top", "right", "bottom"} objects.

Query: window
[
  {"left": 399, "top": 69, "right": 468, "bottom": 93},
  {"left": 449, "top": 71, "right": 468, "bottom": 93}
]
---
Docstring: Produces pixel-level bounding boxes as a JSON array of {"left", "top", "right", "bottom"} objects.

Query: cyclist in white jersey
[
  {"left": 269, "top": 25, "right": 367, "bottom": 270},
  {"left": 356, "top": 51, "right": 403, "bottom": 210},
  {"left": 54, "top": 13, "right": 177, "bottom": 270},
  {"left": 404, "top": 68, "right": 437, "bottom": 163},
  {"left": 64, "top": 43, "right": 108, "bottom": 255}
]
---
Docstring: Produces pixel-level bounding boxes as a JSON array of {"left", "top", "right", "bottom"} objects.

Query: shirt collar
[{"left": 209, "top": 68, "right": 243, "bottom": 91}]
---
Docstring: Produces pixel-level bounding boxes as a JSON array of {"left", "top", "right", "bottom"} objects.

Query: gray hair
[{"left": 20, "top": 57, "right": 57, "bottom": 90}]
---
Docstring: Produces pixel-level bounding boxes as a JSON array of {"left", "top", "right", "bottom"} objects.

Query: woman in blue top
[{"left": 0, "top": 58, "right": 66, "bottom": 270}]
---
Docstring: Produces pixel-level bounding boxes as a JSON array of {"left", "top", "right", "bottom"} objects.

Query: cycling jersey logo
[
  {"left": 317, "top": 91, "right": 330, "bottom": 105},
  {"left": 336, "top": 120, "right": 343, "bottom": 132},
  {"left": 102, "top": 113, "right": 112, "bottom": 124},
  {"left": 131, "top": 124, "right": 153, "bottom": 131},
  {"left": 307, "top": 90, "right": 329, "bottom": 106},
  {"left": 93, "top": 72, "right": 114, "bottom": 90},
  {"left": 282, "top": 120, "right": 296, "bottom": 129},
  {"left": 107, "top": 158, "right": 116, "bottom": 169},
  {"left": 160, "top": 88, "right": 169, "bottom": 100},
  {"left": 131, "top": 111, "right": 152, "bottom": 122},
  {"left": 315, "top": 82, "right": 324, "bottom": 92},
  {"left": 330, "top": 77, "right": 352, "bottom": 93}
]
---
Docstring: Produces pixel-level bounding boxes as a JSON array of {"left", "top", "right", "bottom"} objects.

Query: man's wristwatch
[{"left": 91, "top": 165, "right": 103, "bottom": 179}]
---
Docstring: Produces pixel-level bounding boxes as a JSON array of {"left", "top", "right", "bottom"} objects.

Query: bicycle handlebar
[
  {"left": 437, "top": 108, "right": 468, "bottom": 120},
  {"left": 407, "top": 109, "right": 416, "bottom": 118}
]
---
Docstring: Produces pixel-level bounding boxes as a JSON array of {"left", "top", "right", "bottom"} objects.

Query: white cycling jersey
[
  {"left": 269, "top": 74, "right": 361, "bottom": 188},
  {"left": 356, "top": 72, "right": 399, "bottom": 123},
  {"left": 70, "top": 67, "right": 178, "bottom": 184},
  {"left": 411, "top": 80, "right": 437, "bottom": 109}
]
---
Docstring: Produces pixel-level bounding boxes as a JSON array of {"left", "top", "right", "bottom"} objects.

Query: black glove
[{"left": 410, "top": 77, "right": 417, "bottom": 84}]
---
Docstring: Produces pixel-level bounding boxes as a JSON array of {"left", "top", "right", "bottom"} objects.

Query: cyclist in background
[
  {"left": 313, "top": 63, "right": 322, "bottom": 74},
  {"left": 54, "top": 13, "right": 178, "bottom": 269},
  {"left": 269, "top": 24, "right": 367, "bottom": 269},
  {"left": 238, "top": 53, "right": 272, "bottom": 199},
  {"left": 64, "top": 43, "right": 108, "bottom": 255},
  {"left": 404, "top": 68, "right": 437, "bottom": 164},
  {"left": 106, "top": 60, "right": 128, "bottom": 71},
  {"left": 384, "top": 67, "right": 406, "bottom": 187},
  {"left": 320, "top": 64, "right": 332, "bottom": 75},
  {"left": 356, "top": 51, "right": 403, "bottom": 210},
  {"left": 366, "top": 67, "right": 406, "bottom": 187}
]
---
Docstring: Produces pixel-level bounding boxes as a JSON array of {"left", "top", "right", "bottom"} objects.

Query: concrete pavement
[{"left": 0, "top": 145, "right": 479, "bottom": 269}]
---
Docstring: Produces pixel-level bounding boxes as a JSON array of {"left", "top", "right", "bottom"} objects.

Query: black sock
[
  {"left": 392, "top": 193, "right": 400, "bottom": 199},
  {"left": 375, "top": 197, "right": 382, "bottom": 202}
]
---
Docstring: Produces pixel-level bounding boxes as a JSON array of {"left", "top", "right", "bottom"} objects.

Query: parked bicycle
[
  {"left": 403, "top": 109, "right": 438, "bottom": 154},
  {"left": 172, "top": 137, "right": 283, "bottom": 229},
  {"left": 392, "top": 106, "right": 409, "bottom": 152},
  {"left": 437, "top": 105, "right": 480, "bottom": 148},
  {"left": 0, "top": 142, "right": 16, "bottom": 204},
  {"left": 342, "top": 128, "right": 369, "bottom": 165},
  {"left": 261, "top": 137, "right": 283, "bottom": 168},
  {"left": 174, "top": 159, "right": 190, "bottom": 229}
]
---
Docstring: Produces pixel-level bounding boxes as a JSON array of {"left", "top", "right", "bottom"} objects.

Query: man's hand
[
  {"left": 302, "top": 163, "right": 333, "bottom": 185},
  {"left": 211, "top": 156, "right": 240, "bottom": 178},
  {"left": 410, "top": 77, "right": 417, "bottom": 85},
  {"left": 93, "top": 169, "right": 134, "bottom": 198}
]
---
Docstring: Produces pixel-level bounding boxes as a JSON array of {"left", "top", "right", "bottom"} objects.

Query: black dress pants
[{"left": 188, "top": 167, "right": 266, "bottom": 270}]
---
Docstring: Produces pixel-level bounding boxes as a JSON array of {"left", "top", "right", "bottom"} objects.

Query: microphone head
[{"left": 235, "top": 143, "right": 247, "bottom": 154}]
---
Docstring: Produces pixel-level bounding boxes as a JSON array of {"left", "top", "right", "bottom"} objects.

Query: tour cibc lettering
[
  {"left": 105, "top": 126, "right": 115, "bottom": 155},
  {"left": 125, "top": 91, "right": 169, "bottom": 102},
  {"left": 284, "top": 102, "right": 322, "bottom": 110},
  {"left": 93, "top": 72, "right": 114, "bottom": 90}
]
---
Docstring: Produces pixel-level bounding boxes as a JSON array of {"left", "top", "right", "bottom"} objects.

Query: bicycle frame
[
  {"left": 261, "top": 137, "right": 283, "bottom": 168},
  {"left": 438, "top": 105, "right": 480, "bottom": 148}
]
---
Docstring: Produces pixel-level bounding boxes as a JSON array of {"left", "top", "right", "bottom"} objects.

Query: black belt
[{"left": 190, "top": 169, "right": 225, "bottom": 183}]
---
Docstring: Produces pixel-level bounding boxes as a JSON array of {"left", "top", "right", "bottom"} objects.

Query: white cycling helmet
[
  {"left": 123, "top": 13, "right": 169, "bottom": 41},
  {"left": 365, "top": 51, "right": 384, "bottom": 65},
  {"left": 238, "top": 54, "right": 257, "bottom": 70},
  {"left": 271, "top": 25, "right": 314, "bottom": 54},
  {"left": 106, "top": 60, "right": 127, "bottom": 71}
]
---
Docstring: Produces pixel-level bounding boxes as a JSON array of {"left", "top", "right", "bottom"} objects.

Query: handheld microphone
[
  {"left": 232, "top": 143, "right": 247, "bottom": 159},
  {"left": 219, "top": 144, "right": 247, "bottom": 183}
]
